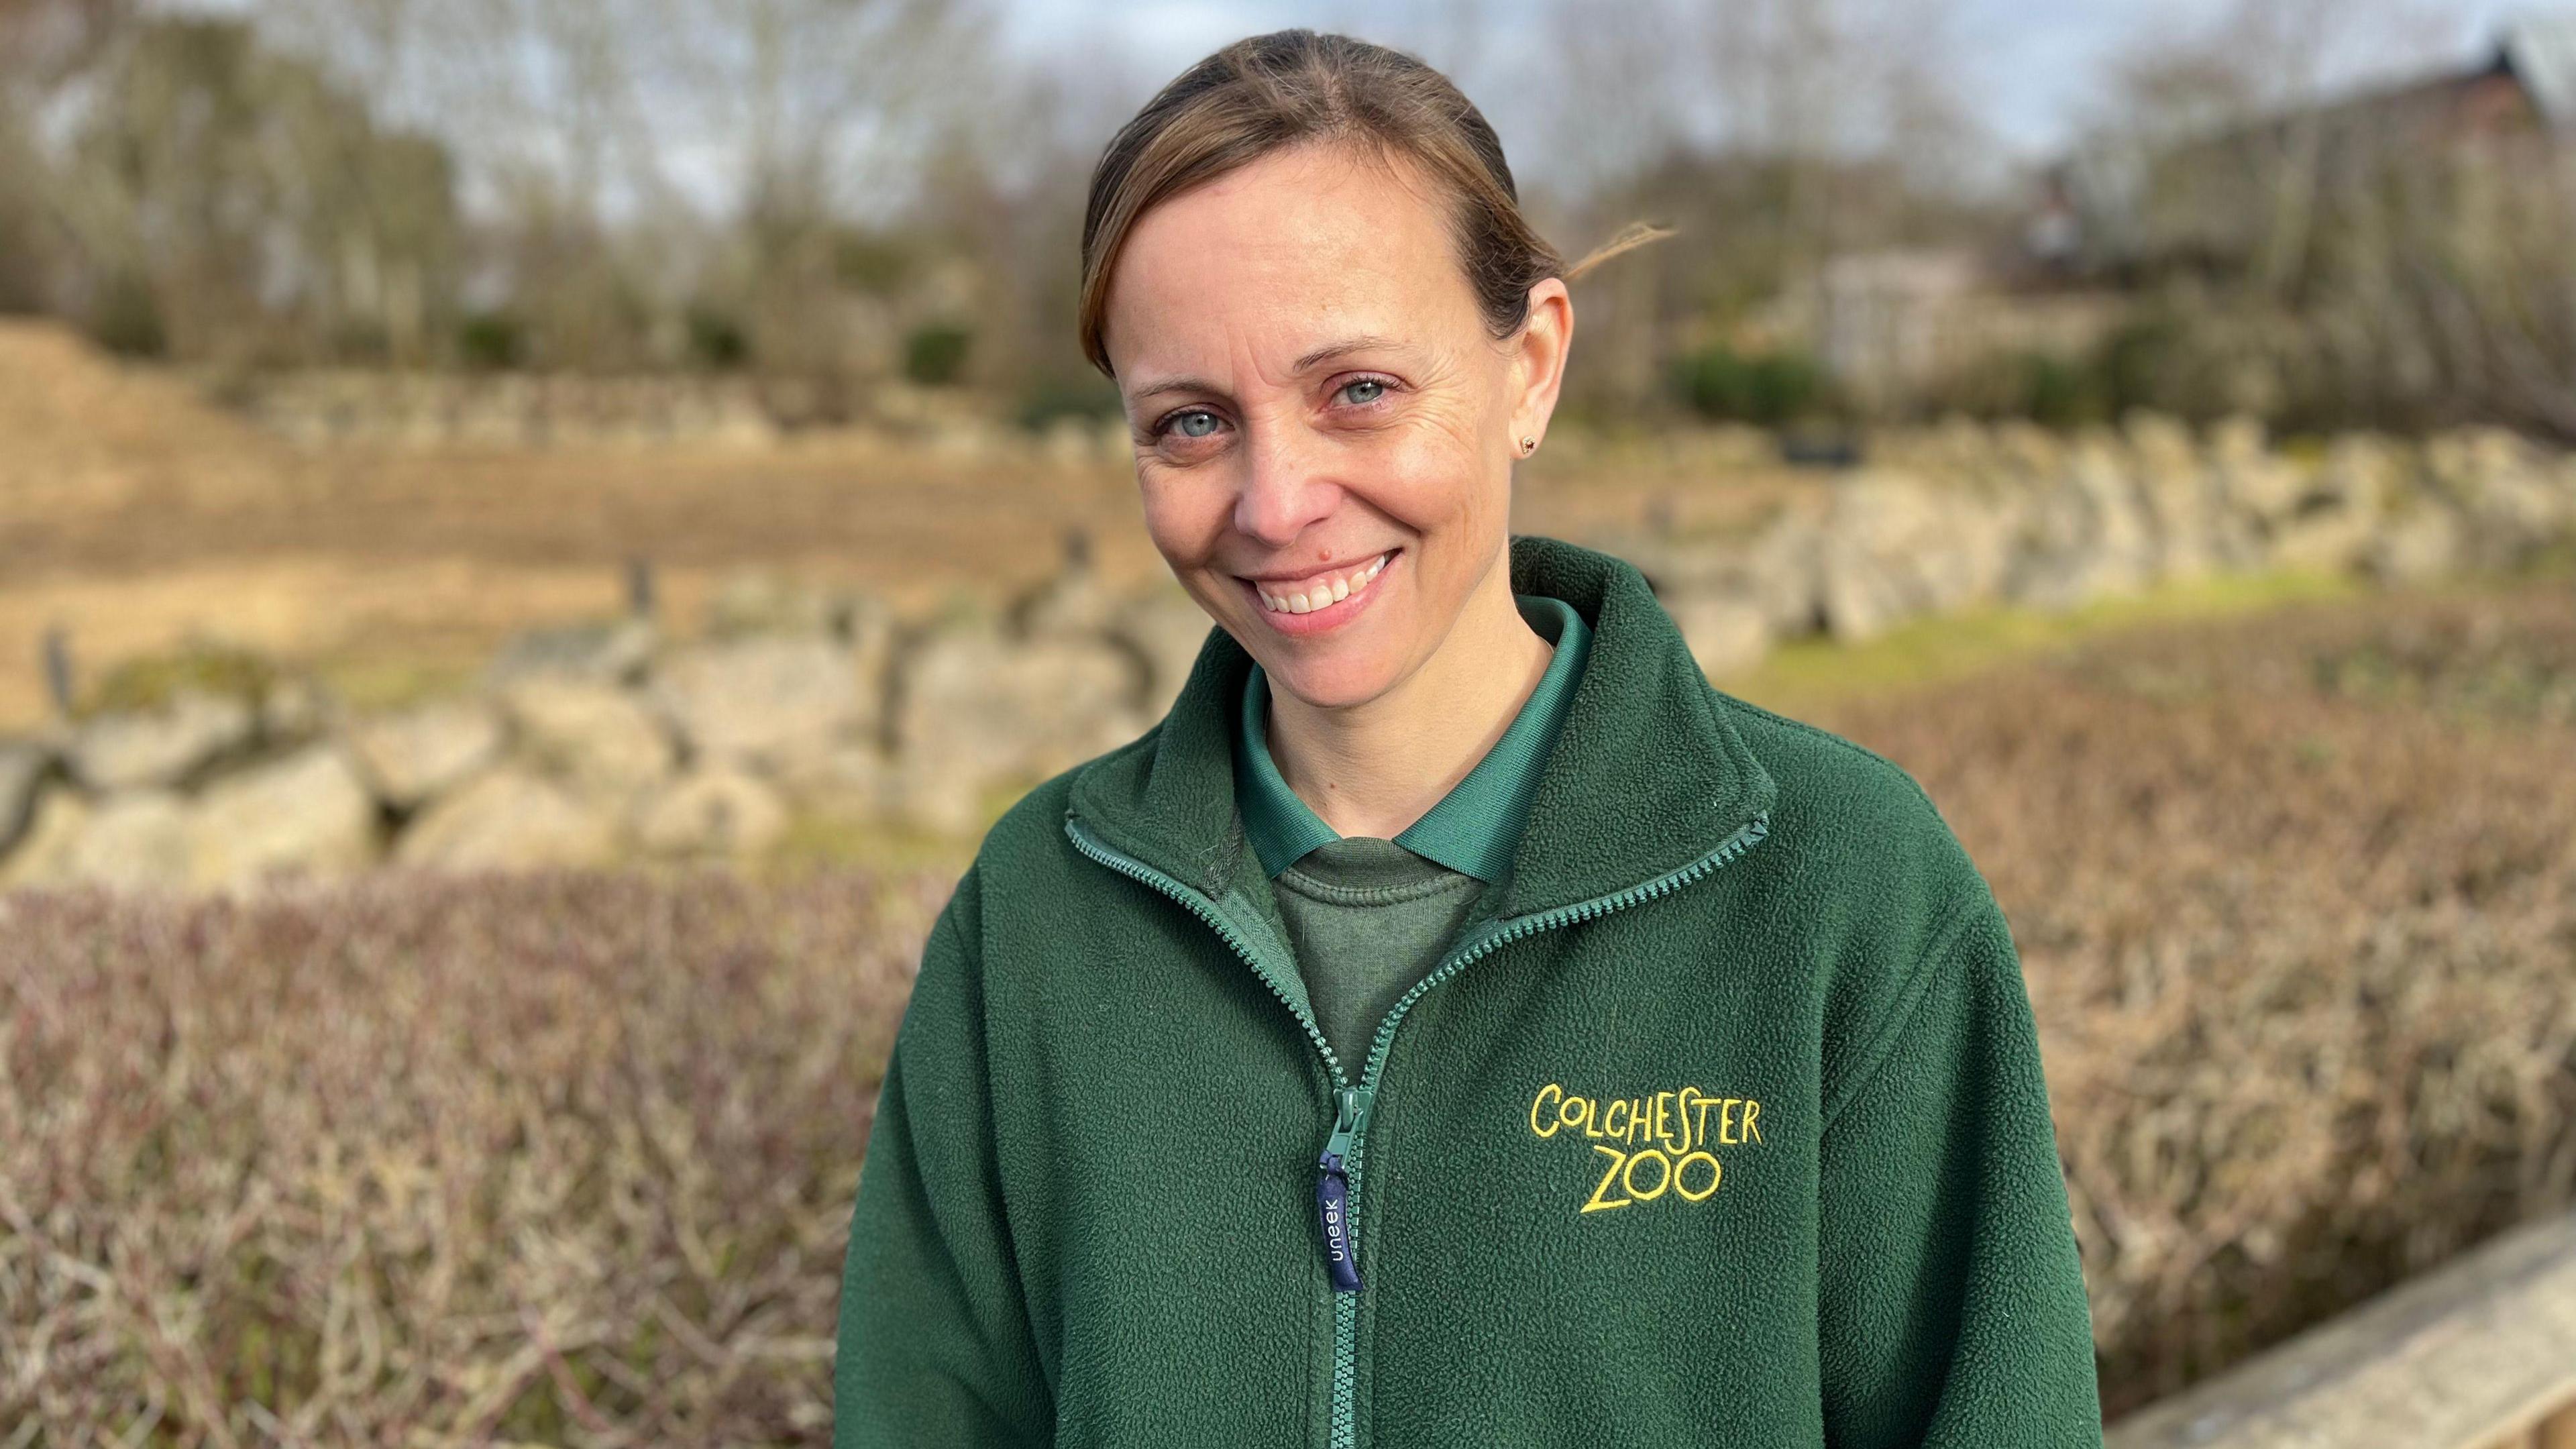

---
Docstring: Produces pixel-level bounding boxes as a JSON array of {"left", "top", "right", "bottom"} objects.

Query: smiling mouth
[{"left": 1240, "top": 549, "right": 1396, "bottom": 615}]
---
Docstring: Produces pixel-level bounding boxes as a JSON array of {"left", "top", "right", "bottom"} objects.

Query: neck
[{"left": 1266, "top": 547, "right": 1552, "bottom": 841}]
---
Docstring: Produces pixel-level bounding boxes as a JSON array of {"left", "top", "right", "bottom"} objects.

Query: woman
[{"left": 837, "top": 30, "right": 2100, "bottom": 1449}]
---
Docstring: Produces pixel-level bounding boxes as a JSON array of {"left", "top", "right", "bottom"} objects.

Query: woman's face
[{"left": 1101, "top": 142, "right": 1569, "bottom": 710}]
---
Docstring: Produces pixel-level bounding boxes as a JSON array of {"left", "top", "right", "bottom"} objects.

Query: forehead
[{"left": 1103, "top": 142, "right": 1481, "bottom": 374}]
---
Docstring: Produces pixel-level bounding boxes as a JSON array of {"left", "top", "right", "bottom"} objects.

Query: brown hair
[{"left": 1077, "top": 28, "right": 1670, "bottom": 377}]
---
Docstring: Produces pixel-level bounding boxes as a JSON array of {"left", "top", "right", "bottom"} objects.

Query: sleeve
[
  {"left": 834, "top": 870, "right": 1053, "bottom": 1447},
  {"left": 1815, "top": 880, "right": 2103, "bottom": 1449}
]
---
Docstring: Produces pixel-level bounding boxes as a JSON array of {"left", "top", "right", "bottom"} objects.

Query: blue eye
[
  {"left": 1340, "top": 378, "right": 1387, "bottom": 405},
  {"left": 1169, "top": 409, "right": 1220, "bottom": 439}
]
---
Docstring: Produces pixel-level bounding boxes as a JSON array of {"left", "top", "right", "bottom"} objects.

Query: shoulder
[
  {"left": 1715, "top": 688, "right": 1983, "bottom": 916},
  {"left": 1707, "top": 689, "right": 2006, "bottom": 1068}
]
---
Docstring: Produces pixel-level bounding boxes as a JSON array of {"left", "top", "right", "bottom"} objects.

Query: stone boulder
[
  {"left": 2428, "top": 428, "right": 2574, "bottom": 565},
  {"left": 1616, "top": 532, "right": 1734, "bottom": 598},
  {"left": 2270, "top": 435, "right": 2393, "bottom": 572},
  {"left": 486, "top": 618, "right": 655, "bottom": 688},
  {"left": 20, "top": 792, "right": 193, "bottom": 892},
  {"left": 0, "top": 786, "right": 87, "bottom": 888},
  {"left": 499, "top": 680, "right": 676, "bottom": 797},
  {"left": 396, "top": 768, "right": 617, "bottom": 870},
  {"left": 1814, "top": 473, "right": 2010, "bottom": 643},
  {"left": 70, "top": 691, "right": 257, "bottom": 792},
  {"left": 2210, "top": 415, "right": 2309, "bottom": 528},
  {"left": 2008, "top": 437, "right": 2159, "bottom": 610},
  {"left": 1992, "top": 419, "right": 2072, "bottom": 482},
  {"left": 892, "top": 625, "right": 1145, "bottom": 832},
  {"left": 1113, "top": 588, "right": 1220, "bottom": 714},
  {"left": 1013, "top": 560, "right": 1123, "bottom": 641},
  {"left": 345, "top": 702, "right": 502, "bottom": 808},
  {"left": 1817, "top": 547, "right": 1905, "bottom": 644},
  {"left": 0, "top": 740, "right": 52, "bottom": 857},
  {"left": 652, "top": 635, "right": 866, "bottom": 770},
  {"left": 260, "top": 676, "right": 333, "bottom": 743},
  {"left": 633, "top": 768, "right": 790, "bottom": 858},
  {"left": 1739, "top": 515, "right": 1827, "bottom": 636},
  {"left": 771, "top": 743, "right": 896, "bottom": 822},
  {"left": 188, "top": 746, "right": 380, "bottom": 891},
  {"left": 1668, "top": 594, "right": 1773, "bottom": 680},
  {"left": 2365, "top": 500, "right": 2468, "bottom": 586},
  {"left": 704, "top": 571, "right": 845, "bottom": 638},
  {"left": 2125, "top": 412, "right": 2226, "bottom": 580}
]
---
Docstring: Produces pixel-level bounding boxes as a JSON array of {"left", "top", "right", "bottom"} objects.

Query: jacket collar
[
  {"left": 1234, "top": 592, "right": 1590, "bottom": 883},
  {"left": 1065, "top": 534, "right": 1778, "bottom": 922}
]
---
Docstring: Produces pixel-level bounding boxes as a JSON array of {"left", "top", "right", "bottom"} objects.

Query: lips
[
  {"left": 1244, "top": 549, "right": 1395, "bottom": 615},
  {"left": 1233, "top": 548, "right": 1400, "bottom": 637}
]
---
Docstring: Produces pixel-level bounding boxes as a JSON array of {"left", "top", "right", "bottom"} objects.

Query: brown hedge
[
  {"left": 1816, "top": 577, "right": 2576, "bottom": 1415},
  {"left": 0, "top": 869, "right": 939, "bottom": 1445}
]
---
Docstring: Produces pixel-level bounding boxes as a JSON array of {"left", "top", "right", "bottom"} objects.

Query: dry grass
[
  {"left": 1814, "top": 574, "right": 2576, "bottom": 1416},
  {"left": 0, "top": 869, "right": 942, "bottom": 1444}
]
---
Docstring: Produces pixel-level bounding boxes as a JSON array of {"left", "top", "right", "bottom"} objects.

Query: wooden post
[
  {"left": 1645, "top": 493, "right": 1678, "bottom": 536},
  {"left": 625, "top": 556, "right": 656, "bottom": 621},
  {"left": 40, "top": 625, "right": 72, "bottom": 718}
]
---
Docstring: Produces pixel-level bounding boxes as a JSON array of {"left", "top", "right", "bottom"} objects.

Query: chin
[{"left": 1237, "top": 600, "right": 1429, "bottom": 708}]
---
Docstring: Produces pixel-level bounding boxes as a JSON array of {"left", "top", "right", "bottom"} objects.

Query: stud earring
[{"left": 1519, "top": 435, "right": 1537, "bottom": 456}]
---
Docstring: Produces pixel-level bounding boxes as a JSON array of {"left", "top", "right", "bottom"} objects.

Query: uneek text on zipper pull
[{"left": 1316, "top": 1084, "right": 1371, "bottom": 1292}]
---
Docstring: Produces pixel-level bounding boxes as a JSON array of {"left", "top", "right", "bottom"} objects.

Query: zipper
[
  {"left": 1066, "top": 808, "right": 1772, "bottom": 1449},
  {"left": 1317, "top": 1084, "right": 1370, "bottom": 1291},
  {"left": 1063, "top": 816, "right": 1351, "bottom": 1085}
]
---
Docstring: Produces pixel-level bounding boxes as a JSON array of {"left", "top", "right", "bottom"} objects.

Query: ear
[{"left": 1508, "top": 276, "right": 1573, "bottom": 451}]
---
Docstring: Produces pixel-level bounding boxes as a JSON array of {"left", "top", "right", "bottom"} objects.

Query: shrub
[
  {"left": 900, "top": 323, "right": 971, "bottom": 388},
  {"left": 1816, "top": 579, "right": 2576, "bottom": 1415},
  {"left": 88, "top": 272, "right": 168, "bottom": 359},
  {"left": 80, "top": 638, "right": 278, "bottom": 718},
  {"left": 0, "top": 868, "right": 940, "bottom": 1442},
  {"left": 686, "top": 307, "right": 751, "bottom": 370},
  {"left": 456, "top": 311, "right": 527, "bottom": 371},
  {"left": 1014, "top": 372, "right": 1123, "bottom": 432},
  {"left": 1670, "top": 343, "right": 1831, "bottom": 427}
]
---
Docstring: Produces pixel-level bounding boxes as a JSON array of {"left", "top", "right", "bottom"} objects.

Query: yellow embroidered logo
[{"left": 1527, "top": 1083, "right": 1766, "bottom": 1214}]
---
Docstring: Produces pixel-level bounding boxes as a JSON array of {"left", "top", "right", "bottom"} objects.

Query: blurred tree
[
  {"left": 1523, "top": 0, "right": 1998, "bottom": 423},
  {"left": 0, "top": 0, "right": 133, "bottom": 314},
  {"left": 253, "top": 0, "right": 990, "bottom": 385},
  {"left": 50, "top": 13, "right": 462, "bottom": 366},
  {"left": 2057, "top": 0, "right": 2576, "bottom": 439}
]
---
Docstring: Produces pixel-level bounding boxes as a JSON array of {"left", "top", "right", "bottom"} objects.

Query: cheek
[
  {"left": 1360, "top": 415, "right": 1507, "bottom": 544},
  {"left": 1136, "top": 469, "right": 1228, "bottom": 567}
]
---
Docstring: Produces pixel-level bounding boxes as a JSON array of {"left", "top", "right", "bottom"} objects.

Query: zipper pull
[{"left": 1316, "top": 1084, "right": 1372, "bottom": 1292}]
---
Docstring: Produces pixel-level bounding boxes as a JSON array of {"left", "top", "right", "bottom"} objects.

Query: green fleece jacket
[{"left": 833, "top": 534, "right": 2103, "bottom": 1448}]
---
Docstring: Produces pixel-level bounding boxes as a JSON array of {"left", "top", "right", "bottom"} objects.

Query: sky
[{"left": 1006, "top": 0, "right": 2536, "bottom": 161}]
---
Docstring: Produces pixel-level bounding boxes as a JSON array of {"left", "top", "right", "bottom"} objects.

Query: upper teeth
[{"left": 1258, "top": 552, "right": 1389, "bottom": 614}]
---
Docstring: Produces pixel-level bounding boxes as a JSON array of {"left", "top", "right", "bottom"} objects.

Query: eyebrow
[{"left": 1128, "top": 334, "right": 1404, "bottom": 402}]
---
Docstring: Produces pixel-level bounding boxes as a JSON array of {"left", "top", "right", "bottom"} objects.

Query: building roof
[{"left": 2502, "top": 12, "right": 2576, "bottom": 131}]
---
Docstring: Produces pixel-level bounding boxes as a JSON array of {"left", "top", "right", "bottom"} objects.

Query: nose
[{"left": 1231, "top": 421, "right": 1340, "bottom": 549}]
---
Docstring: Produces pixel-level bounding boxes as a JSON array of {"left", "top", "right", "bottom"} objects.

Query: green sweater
[
  {"left": 1237, "top": 592, "right": 1593, "bottom": 1069},
  {"left": 834, "top": 534, "right": 2102, "bottom": 1448}
]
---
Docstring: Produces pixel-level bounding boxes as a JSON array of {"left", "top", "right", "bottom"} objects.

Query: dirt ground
[{"left": 0, "top": 321, "right": 1801, "bottom": 727}]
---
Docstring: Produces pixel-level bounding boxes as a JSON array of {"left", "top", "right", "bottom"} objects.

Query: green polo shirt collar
[{"left": 1234, "top": 592, "right": 1592, "bottom": 882}]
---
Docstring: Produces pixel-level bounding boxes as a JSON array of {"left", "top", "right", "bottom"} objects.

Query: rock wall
[
  {"left": 230, "top": 369, "right": 1136, "bottom": 464},
  {"left": 235, "top": 371, "right": 788, "bottom": 449},
  {"left": 1633, "top": 417, "right": 2575, "bottom": 677},
  {"left": 0, "top": 564, "right": 1212, "bottom": 893},
  {"left": 4, "top": 416, "right": 2571, "bottom": 894}
]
